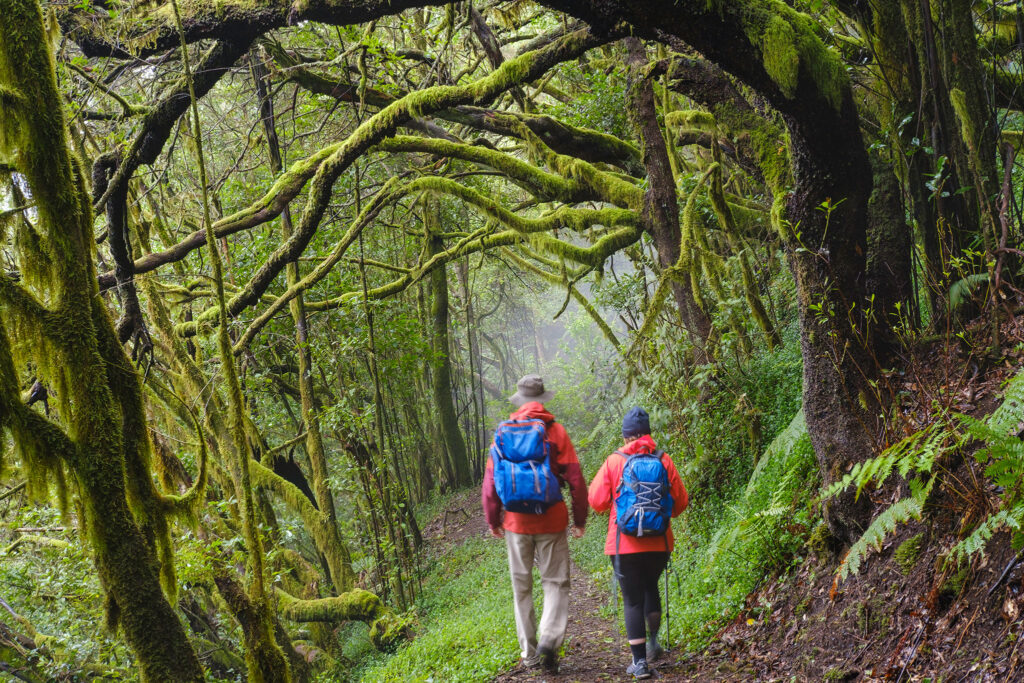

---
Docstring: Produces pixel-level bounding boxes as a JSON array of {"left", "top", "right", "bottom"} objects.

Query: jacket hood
[
  {"left": 620, "top": 434, "right": 658, "bottom": 454},
  {"left": 510, "top": 401, "right": 555, "bottom": 424}
]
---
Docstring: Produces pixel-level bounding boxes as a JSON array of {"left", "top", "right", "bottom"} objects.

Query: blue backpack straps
[
  {"left": 614, "top": 448, "right": 673, "bottom": 577},
  {"left": 490, "top": 418, "right": 563, "bottom": 515}
]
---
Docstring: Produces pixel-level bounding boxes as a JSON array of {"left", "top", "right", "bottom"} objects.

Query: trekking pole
[
  {"left": 664, "top": 557, "right": 670, "bottom": 645},
  {"left": 612, "top": 570, "right": 619, "bottom": 632}
]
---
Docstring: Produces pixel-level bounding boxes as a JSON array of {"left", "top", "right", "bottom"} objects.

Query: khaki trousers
[{"left": 504, "top": 530, "right": 571, "bottom": 662}]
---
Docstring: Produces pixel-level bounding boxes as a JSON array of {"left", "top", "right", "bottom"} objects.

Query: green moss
[
  {"left": 806, "top": 520, "right": 832, "bottom": 557},
  {"left": 949, "top": 88, "right": 977, "bottom": 157},
  {"left": 893, "top": 533, "right": 924, "bottom": 574},
  {"left": 761, "top": 14, "right": 801, "bottom": 98},
  {"left": 665, "top": 109, "right": 718, "bottom": 134},
  {"left": 855, "top": 598, "right": 889, "bottom": 634},
  {"left": 823, "top": 666, "right": 853, "bottom": 681},
  {"left": 941, "top": 565, "right": 972, "bottom": 597},
  {"left": 706, "top": 0, "right": 847, "bottom": 108},
  {"left": 369, "top": 611, "right": 414, "bottom": 652}
]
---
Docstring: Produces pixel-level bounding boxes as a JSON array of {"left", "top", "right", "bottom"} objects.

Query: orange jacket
[
  {"left": 588, "top": 435, "right": 688, "bottom": 555},
  {"left": 481, "top": 402, "right": 589, "bottom": 535}
]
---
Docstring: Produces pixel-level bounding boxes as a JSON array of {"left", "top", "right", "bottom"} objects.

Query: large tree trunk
[
  {"left": 0, "top": 1, "right": 205, "bottom": 679},
  {"left": 547, "top": 0, "right": 882, "bottom": 541},
  {"left": 893, "top": 0, "right": 1000, "bottom": 316},
  {"left": 625, "top": 38, "right": 714, "bottom": 365},
  {"left": 866, "top": 151, "right": 916, "bottom": 349},
  {"left": 785, "top": 96, "right": 877, "bottom": 542}
]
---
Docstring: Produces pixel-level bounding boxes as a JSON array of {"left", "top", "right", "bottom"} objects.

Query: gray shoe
[
  {"left": 520, "top": 655, "right": 541, "bottom": 669},
  {"left": 646, "top": 641, "right": 664, "bottom": 662},
  {"left": 626, "top": 658, "right": 652, "bottom": 679}
]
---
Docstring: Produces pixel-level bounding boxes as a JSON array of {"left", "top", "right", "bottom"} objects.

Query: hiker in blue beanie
[{"left": 588, "top": 407, "right": 689, "bottom": 680}]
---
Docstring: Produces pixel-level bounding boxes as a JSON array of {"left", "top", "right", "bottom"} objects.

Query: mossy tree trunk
[
  {"left": 425, "top": 198, "right": 472, "bottom": 488},
  {"left": 0, "top": 1, "right": 204, "bottom": 680},
  {"left": 251, "top": 48, "right": 354, "bottom": 593},
  {"left": 625, "top": 37, "right": 714, "bottom": 365},
  {"left": 548, "top": 0, "right": 882, "bottom": 542},
  {"left": 168, "top": 1, "right": 289, "bottom": 677},
  {"left": 889, "top": 0, "right": 1000, "bottom": 314},
  {"left": 865, "top": 151, "right": 916, "bottom": 351}
]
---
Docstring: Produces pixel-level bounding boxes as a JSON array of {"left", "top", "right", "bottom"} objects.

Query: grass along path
[{"left": 360, "top": 488, "right": 698, "bottom": 681}]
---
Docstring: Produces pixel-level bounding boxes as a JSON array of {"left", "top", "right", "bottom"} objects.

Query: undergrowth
[
  {"left": 821, "top": 369, "right": 1024, "bottom": 580},
  {"left": 350, "top": 535, "right": 521, "bottom": 682},
  {"left": 659, "top": 410, "right": 817, "bottom": 650}
]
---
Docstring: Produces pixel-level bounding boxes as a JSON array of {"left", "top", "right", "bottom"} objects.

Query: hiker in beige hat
[{"left": 481, "top": 374, "right": 588, "bottom": 673}]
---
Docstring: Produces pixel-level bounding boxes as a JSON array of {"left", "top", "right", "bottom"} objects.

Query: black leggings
[{"left": 613, "top": 551, "right": 669, "bottom": 641}]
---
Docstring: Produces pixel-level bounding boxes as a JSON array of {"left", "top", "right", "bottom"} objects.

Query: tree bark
[
  {"left": 425, "top": 199, "right": 472, "bottom": 488},
  {"left": 625, "top": 38, "right": 714, "bottom": 364},
  {"left": 251, "top": 49, "right": 354, "bottom": 593},
  {"left": 0, "top": 1, "right": 205, "bottom": 678},
  {"left": 547, "top": 0, "right": 879, "bottom": 541}
]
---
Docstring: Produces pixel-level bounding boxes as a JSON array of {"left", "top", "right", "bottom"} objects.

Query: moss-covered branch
[
  {"left": 302, "top": 217, "right": 642, "bottom": 315},
  {"left": 376, "top": 136, "right": 596, "bottom": 203},
  {"left": 224, "top": 162, "right": 637, "bottom": 350},
  {"left": 60, "top": 0, "right": 453, "bottom": 58},
  {"left": 275, "top": 588, "right": 408, "bottom": 650},
  {"left": 179, "top": 26, "right": 606, "bottom": 336}
]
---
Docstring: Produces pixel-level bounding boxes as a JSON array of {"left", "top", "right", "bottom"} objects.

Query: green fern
[
  {"left": 838, "top": 475, "right": 936, "bottom": 579},
  {"left": 949, "top": 508, "right": 1023, "bottom": 565},
  {"left": 947, "top": 273, "right": 990, "bottom": 314},
  {"left": 828, "top": 370, "right": 1024, "bottom": 573},
  {"left": 824, "top": 422, "right": 957, "bottom": 581},
  {"left": 739, "top": 466, "right": 799, "bottom": 537},
  {"left": 988, "top": 372, "right": 1024, "bottom": 433},
  {"left": 822, "top": 423, "right": 949, "bottom": 502},
  {"left": 945, "top": 374, "right": 1024, "bottom": 562}
]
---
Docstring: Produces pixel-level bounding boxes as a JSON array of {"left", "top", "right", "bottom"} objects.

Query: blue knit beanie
[{"left": 622, "top": 406, "right": 650, "bottom": 438}]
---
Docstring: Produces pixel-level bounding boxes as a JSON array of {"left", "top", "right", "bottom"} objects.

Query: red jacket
[
  {"left": 482, "top": 402, "right": 588, "bottom": 534},
  {"left": 588, "top": 435, "right": 688, "bottom": 555}
]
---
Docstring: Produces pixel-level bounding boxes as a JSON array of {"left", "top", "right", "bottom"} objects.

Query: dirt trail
[{"left": 423, "top": 491, "right": 692, "bottom": 682}]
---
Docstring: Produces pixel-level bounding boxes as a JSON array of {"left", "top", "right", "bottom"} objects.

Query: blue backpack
[
  {"left": 490, "top": 418, "right": 563, "bottom": 515},
  {"left": 615, "top": 450, "right": 673, "bottom": 537}
]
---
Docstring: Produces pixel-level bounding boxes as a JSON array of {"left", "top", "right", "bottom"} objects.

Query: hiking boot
[
  {"left": 626, "top": 658, "right": 652, "bottom": 680},
  {"left": 520, "top": 655, "right": 541, "bottom": 669},
  {"left": 646, "top": 641, "right": 665, "bottom": 662},
  {"left": 538, "top": 646, "right": 559, "bottom": 674}
]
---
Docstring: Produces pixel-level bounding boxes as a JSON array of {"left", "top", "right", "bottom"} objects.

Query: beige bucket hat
[{"left": 509, "top": 374, "right": 555, "bottom": 406}]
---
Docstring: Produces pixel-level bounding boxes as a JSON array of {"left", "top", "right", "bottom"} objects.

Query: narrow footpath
[{"left": 423, "top": 491, "right": 693, "bottom": 682}]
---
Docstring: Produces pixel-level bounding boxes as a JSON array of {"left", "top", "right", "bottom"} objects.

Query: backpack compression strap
[{"left": 614, "top": 449, "right": 670, "bottom": 564}]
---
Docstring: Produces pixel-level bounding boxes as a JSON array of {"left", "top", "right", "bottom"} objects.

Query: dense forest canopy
[{"left": 2, "top": 0, "right": 1024, "bottom": 680}]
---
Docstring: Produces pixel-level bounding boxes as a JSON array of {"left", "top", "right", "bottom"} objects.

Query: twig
[
  {"left": 895, "top": 622, "right": 926, "bottom": 683},
  {"left": 0, "top": 482, "right": 26, "bottom": 502},
  {"left": 988, "top": 551, "right": 1022, "bottom": 597}
]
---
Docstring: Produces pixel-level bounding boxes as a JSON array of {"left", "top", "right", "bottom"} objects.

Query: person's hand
[
  {"left": 489, "top": 527, "right": 505, "bottom": 539},
  {"left": 571, "top": 526, "right": 585, "bottom": 539}
]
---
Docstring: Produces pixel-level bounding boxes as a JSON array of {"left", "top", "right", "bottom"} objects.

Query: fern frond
[
  {"left": 837, "top": 474, "right": 936, "bottom": 580},
  {"left": 947, "top": 273, "right": 989, "bottom": 313},
  {"left": 822, "top": 423, "right": 948, "bottom": 501},
  {"left": 949, "top": 507, "right": 1024, "bottom": 565},
  {"left": 988, "top": 371, "right": 1024, "bottom": 433}
]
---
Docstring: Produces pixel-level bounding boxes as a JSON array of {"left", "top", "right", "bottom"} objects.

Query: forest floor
[
  {"left": 676, "top": 325, "right": 1024, "bottom": 682},
  {"left": 422, "top": 490, "right": 665, "bottom": 681},
  {"left": 422, "top": 490, "right": 694, "bottom": 681},
  {"left": 420, "top": 316, "right": 1024, "bottom": 682}
]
